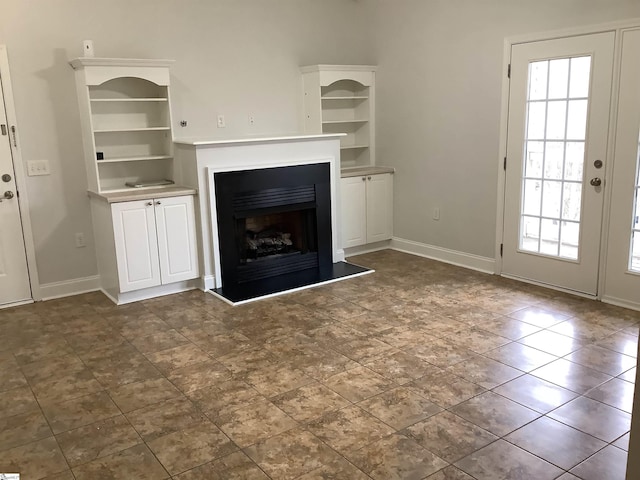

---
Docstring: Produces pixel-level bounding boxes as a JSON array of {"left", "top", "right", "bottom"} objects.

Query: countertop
[
  {"left": 340, "top": 166, "right": 395, "bottom": 178},
  {"left": 88, "top": 186, "right": 197, "bottom": 203}
]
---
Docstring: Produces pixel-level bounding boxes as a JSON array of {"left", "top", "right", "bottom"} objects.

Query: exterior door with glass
[{"left": 502, "top": 32, "right": 615, "bottom": 295}]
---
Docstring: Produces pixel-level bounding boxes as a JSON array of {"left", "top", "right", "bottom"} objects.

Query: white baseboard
[
  {"left": 344, "top": 240, "right": 392, "bottom": 258},
  {"left": 601, "top": 295, "right": 640, "bottom": 313},
  {"left": 39, "top": 275, "right": 101, "bottom": 301},
  {"left": 390, "top": 237, "right": 496, "bottom": 274}
]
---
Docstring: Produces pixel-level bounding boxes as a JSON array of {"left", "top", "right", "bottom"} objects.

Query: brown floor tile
[
  {"left": 493, "top": 374, "right": 578, "bottom": 413},
  {"left": 508, "top": 306, "right": 569, "bottom": 328},
  {"left": 334, "top": 337, "right": 398, "bottom": 363},
  {"left": 443, "top": 327, "right": 511, "bottom": 354},
  {"left": 0, "top": 386, "right": 39, "bottom": 419},
  {"left": 531, "top": 358, "right": 612, "bottom": 394},
  {"left": 565, "top": 344, "right": 637, "bottom": 376},
  {"left": 21, "top": 354, "right": 86, "bottom": 384},
  {"left": 585, "top": 377, "right": 635, "bottom": 413},
  {"left": 364, "top": 350, "right": 438, "bottom": 384},
  {"left": 55, "top": 414, "right": 141, "bottom": 467},
  {"left": 548, "top": 318, "right": 619, "bottom": 342},
  {"left": 188, "top": 378, "right": 262, "bottom": 421},
  {"left": 425, "top": 466, "right": 476, "bottom": 479},
  {"left": 297, "top": 455, "right": 369, "bottom": 479},
  {"left": 216, "top": 397, "right": 298, "bottom": 448},
  {"left": 0, "top": 436, "right": 69, "bottom": 480},
  {"left": 483, "top": 341, "right": 557, "bottom": 372},
  {"left": 126, "top": 396, "right": 206, "bottom": 441},
  {"left": 147, "top": 421, "right": 236, "bottom": 476},
  {"left": 12, "top": 335, "right": 74, "bottom": 365},
  {"left": 108, "top": 377, "right": 182, "bottom": 413},
  {"left": 597, "top": 331, "right": 638, "bottom": 357},
  {"left": 347, "top": 433, "right": 448, "bottom": 480},
  {"left": 518, "top": 330, "right": 585, "bottom": 356},
  {"left": 272, "top": 382, "right": 350, "bottom": 423},
  {"left": 72, "top": 443, "right": 169, "bottom": 480},
  {"left": 619, "top": 367, "right": 636, "bottom": 382},
  {"left": 479, "top": 316, "right": 542, "bottom": 340},
  {"left": 174, "top": 451, "right": 269, "bottom": 479},
  {"left": 549, "top": 396, "right": 631, "bottom": 442},
  {"left": 307, "top": 405, "right": 394, "bottom": 455},
  {"left": 409, "top": 370, "right": 485, "bottom": 408},
  {"left": 359, "top": 386, "right": 442, "bottom": 430},
  {"left": 0, "top": 362, "right": 28, "bottom": 393},
  {"left": 0, "top": 410, "right": 52, "bottom": 452},
  {"left": 373, "top": 325, "right": 436, "bottom": 349},
  {"left": 243, "top": 362, "right": 314, "bottom": 397},
  {"left": 30, "top": 369, "right": 104, "bottom": 404},
  {"left": 406, "top": 339, "right": 474, "bottom": 368},
  {"left": 323, "top": 365, "right": 395, "bottom": 402},
  {"left": 129, "top": 329, "right": 191, "bottom": 355},
  {"left": 447, "top": 353, "right": 522, "bottom": 389},
  {"left": 245, "top": 427, "right": 339, "bottom": 479},
  {"left": 41, "top": 391, "right": 120, "bottom": 434},
  {"left": 404, "top": 410, "right": 498, "bottom": 463},
  {"left": 613, "top": 432, "right": 630, "bottom": 451},
  {"left": 166, "top": 359, "right": 232, "bottom": 393},
  {"left": 450, "top": 391, "right": 540, "bottom": 436},
  {"left": 454, "top": 439, "right": 563, "bottom": 480},
  {"left": 570, "top": 445, "right": 627, "bottom": 480},
  {"left": 145, "top": 343, "right": 211, "bottom": 373},
  {"left": 505, "top": 416, "right": 606, "bottom": 469},
  {"left": 89, "top": 354, "right": 163, "bottom": 389}
]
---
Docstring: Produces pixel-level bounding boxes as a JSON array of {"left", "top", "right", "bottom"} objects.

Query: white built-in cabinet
[
  {"left": 301, "top": 65, "right": 376, "bottom": 169},
  {"left": 112, "top": 195, "right": 198, "bottom": 293},
  {"left": 71, "top": 57, "right": 199, "bottom": 303},
  {"left": 341, "top": 173, "right": 393, "bottom": 248},
  {"left": 70, "top": 57, "right": 176, "bottom": 193}
]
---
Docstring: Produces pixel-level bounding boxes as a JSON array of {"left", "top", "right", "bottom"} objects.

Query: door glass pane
[
  {"left": 525, "top": 141, "right": 544, "bottom": 177},
  {"left": 520, "top": 56, "right": 591, "bottom": 260},
  {"left": 560, "top": 221, "right": 579, "bottom": 260},
  {"left": 630, "top": 134, "right": 640, "bottom": 272}
]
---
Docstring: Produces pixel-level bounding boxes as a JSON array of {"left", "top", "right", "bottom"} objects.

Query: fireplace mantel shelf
[{"left": 174, "top": 133, "right": 345, "bottom": 147}]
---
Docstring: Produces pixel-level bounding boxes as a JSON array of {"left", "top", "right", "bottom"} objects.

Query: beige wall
[
  {"left": 372, "top": 0, "right": 640, "bottom": 258},
  {"left": 0, "top": 0, "right": 374, "bottom": 286}
]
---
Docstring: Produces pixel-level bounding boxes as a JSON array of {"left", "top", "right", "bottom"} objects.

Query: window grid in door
[
  {"left": 631, "top": 136, "right": 640, "bottom": 272},
  {"left": 520, "top": 56, "right": 591, "bottom": 260}
]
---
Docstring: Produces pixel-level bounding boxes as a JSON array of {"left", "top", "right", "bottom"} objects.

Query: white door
[
  {"left": 154, "top": 195, "right": 199, "bottom": 284},
  {"left": 341, "top": 176, "right": 367, "bottom": 248},
  {"left": 112, "top": 200, "right": 161, "bottom": 292},
  {"left": 502, "top": 32, "right": 615, "bottom": 295},
  {"left": 0, "top": 80, "right": 31, "bottom": 306},
  {"left": 366, "top": 173, "right": 393, "bottom": 243},
  {"left": 603, "top": 28, "right": 640, "bottom": 305}
]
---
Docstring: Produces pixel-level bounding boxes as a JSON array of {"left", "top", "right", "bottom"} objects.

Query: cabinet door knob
[
  {"left": 146, "top": 202, "right": 153, "bottom": 206},
  {"left": 367, "top": 176, "right": 372, "bottom": 180},
  {"left": 362, "top": 177, "right": 366, "bottom": 181},
  {"left": 156, "top": 201, "right": 162, "bottom": 205}
]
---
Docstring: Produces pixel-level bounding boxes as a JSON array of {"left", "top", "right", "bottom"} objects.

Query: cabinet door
[
  {"left": 366, "top": 173, "right": 394, "bottom": 243},
  {"left": 112, "top": 200, "right": 161, "bottom": 292},
  {"left": 341, "top": 176, "right": 367, "bottom": 248},
  {"left": 154, "top": 195, "right": 199, "bottom": 284}
]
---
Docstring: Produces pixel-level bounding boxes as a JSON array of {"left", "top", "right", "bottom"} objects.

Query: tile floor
[{"left": 0, "top": 250, "right": 637, "bottom": 479}]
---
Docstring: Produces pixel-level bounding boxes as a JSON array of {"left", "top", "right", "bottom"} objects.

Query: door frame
[
  {"left": 0, "top": 45, "right": 40, "bottom": 304},
  {"left": 495, "top": 19, "right": 640, "bottom": 299}
]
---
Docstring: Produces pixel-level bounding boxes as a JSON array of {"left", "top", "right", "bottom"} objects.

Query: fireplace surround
[{"left": 174, "top": 134, "right": 372, "bottom": 304}]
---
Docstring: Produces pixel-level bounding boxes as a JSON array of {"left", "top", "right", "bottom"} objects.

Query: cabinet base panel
[
  {"left": 102, "top": 279, "right": 200, "bottom": 305},
  {"left": 210, "top": 261, "right": 371, "bottom": 305}
]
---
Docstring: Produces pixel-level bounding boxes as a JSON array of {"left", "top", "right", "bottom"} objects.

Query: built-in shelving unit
[
  {"left": 301, "top": 65, "right": 376, "bottom": 168},
  {"left": 70, "top": 57, "right": 175, "bottom": 194}
]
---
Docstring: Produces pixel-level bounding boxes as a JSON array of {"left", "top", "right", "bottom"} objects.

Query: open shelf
[
  {"left": 322, "top": 119, "right": 368, "bottom": 125},
  {"left": 97, "top": 154, "right": 173, "bottom": 164},
  {"left": 91, "top": 98, "right": 168, "bottom": 102},
  {"left": 94, "top": 126, "right": 171, "bottom": 133},
  {"left": 322, "top": 96, "right": 369, "bottom": 100}
]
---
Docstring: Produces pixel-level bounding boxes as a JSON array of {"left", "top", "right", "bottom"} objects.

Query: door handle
[
  {"left": 590, "top": 177, "right": 602, "bottom": 187},
  {"left": 1, "top": 190, "right": 14, "bottom": 202}
]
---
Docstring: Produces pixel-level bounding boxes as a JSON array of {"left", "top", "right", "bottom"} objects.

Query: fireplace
[{"left": 214, "top": 163, "right": 335, "bottom": 301}]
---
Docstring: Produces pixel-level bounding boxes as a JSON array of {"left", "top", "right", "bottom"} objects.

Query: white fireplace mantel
[{"left": 174, "top": 134, "right": 345, "bottom": 291}]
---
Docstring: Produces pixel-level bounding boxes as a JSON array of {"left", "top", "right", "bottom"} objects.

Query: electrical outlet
[
  {"left": 83, "top": 40, "right": 94, "bottom": 57},
  {"left": 217, "top": 114, "right": 226, "bottom": 128},
  {"left": 75, "top": 232, "right": 86, "bottom": 248},
  {"left": 433, "top": 207, "right": 440, "bottom": 220},
  {"left": 27, "top": 160, "right": 50, "bottom": 176},
  {"left": 248, "top": 114, "right": 255, "bottom": 126}
]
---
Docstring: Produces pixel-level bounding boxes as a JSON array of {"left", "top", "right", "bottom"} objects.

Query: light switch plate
[
  {"left": 27, "top": 160, "right": 50, "bottom": 176},
  {"left": 83, "top": 40, "right": 94, "bottom": 57}
]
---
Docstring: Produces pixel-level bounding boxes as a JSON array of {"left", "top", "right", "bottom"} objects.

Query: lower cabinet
[
  {"left": 341, "top": 173, "right": 393, "bottom": 248},
  {"left": 111, "top": 195, "right": 199, "bottom": 293}
]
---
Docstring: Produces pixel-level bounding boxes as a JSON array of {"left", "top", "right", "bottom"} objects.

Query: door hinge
[
  {"left": 0, "top": 124, "right": 6, "bottom": 136},
  {"left": 503, "top": 157, "right": 507, "bottom": 171},
  {"left": 507, "top": 64, "right": 511, "bottom": 78},
  {"left": 500, "top": 243, "right": 504, "bottom": 257}
]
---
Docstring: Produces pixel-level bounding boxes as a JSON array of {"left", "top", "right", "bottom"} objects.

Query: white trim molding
[
  {"left": 391, "top": 237, "right": 496, "bottom": 274},
  {"left": 601, "top": 295, "right": 640, "bottom": 313},
  {"left": 39, "top": 275, "right": 100, "bottom": 301}
]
